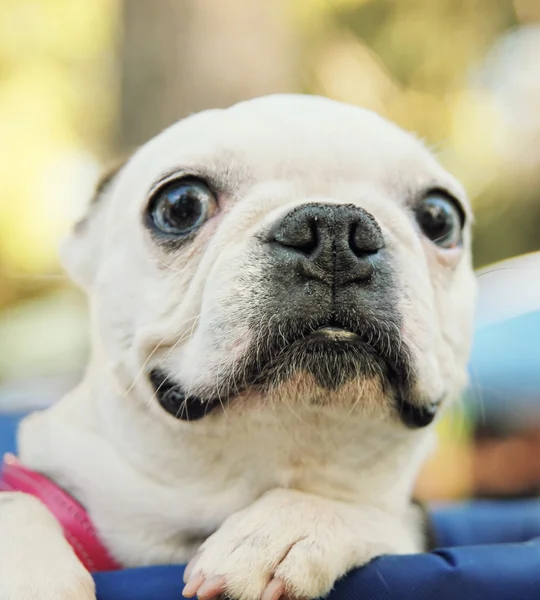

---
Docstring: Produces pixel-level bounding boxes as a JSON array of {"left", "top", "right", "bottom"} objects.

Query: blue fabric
[
  {"left": 0, "top": 413, "right": 22, "bottom": 456},
  {"left": 2, "top": 414, "right": 540, "bottom": 599}
]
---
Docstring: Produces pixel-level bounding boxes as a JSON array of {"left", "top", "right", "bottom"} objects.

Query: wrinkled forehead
[{"left": 117, "top": 95, "right": 467, "bottom": 209}]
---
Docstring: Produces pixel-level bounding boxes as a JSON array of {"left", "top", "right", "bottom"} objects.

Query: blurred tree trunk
[{"left": 117, "top": 0, "right": 298, "bottom": 152}]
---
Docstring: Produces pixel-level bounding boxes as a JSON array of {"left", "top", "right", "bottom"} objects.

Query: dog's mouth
[
  {"left": 147, "top": 313, "right": 438, "bottom": 426},
  {"left": 148, "top": 323, "right": 370, "bottom": 422}
]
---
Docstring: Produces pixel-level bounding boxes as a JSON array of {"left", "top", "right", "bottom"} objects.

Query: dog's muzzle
[{"left": 252, "top": 202, "right": 437, "bottom": 427}]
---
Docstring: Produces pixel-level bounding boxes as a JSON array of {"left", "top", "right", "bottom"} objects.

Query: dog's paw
[{"left": 181, "top": 489, "right": 414, "bottom": 600}]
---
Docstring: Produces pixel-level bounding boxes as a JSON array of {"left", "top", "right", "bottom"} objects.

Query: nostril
[
  {"left": 349, "top": 221, "right": 385, "bottom": 258},
  {"left": 273, "top": 217, "right": 319, "bottom": 255}
]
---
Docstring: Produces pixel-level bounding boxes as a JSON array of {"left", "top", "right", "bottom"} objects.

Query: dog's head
[{"left": 64, "top": 95, "right": 476, "bottom": 428}]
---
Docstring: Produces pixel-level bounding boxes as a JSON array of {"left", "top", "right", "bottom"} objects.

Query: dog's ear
[{"left": 61, "top": 159, "right": 126, "bottom": 290}]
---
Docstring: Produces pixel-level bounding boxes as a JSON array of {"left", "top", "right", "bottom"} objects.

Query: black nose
[{"left": 269, "top": 203, "right": 384, "bottom": 284}]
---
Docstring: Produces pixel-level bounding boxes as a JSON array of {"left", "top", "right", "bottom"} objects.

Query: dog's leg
[
  {"left": 0, "top": 492, "right": 95, "bottom": 600},
  {"left": 182, "top": 488, "right": 421, "bottom": 600}
]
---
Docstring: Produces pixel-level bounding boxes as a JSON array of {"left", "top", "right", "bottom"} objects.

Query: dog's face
[{"left": 64, "top": 95, "right": 476, "bottom": 428}]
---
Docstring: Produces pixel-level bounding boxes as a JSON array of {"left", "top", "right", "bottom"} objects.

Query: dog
[{"left": 0, "top": 94, "right": 476, "bottom": 600}]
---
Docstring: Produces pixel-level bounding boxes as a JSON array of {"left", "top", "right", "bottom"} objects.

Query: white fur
[
  {"left": 0, "top": 95, "right": 476, "bottom": 600},
  {"left": 0, "top": 492, "right": 95, "bottom": 599}
]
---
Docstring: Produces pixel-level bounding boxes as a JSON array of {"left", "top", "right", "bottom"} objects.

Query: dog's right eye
[
  {"left": 416, "top": 192, "right": 464, "bottom": 249},
  {"left": 147, "top": 178, "right": 217, "bottom": 236}
]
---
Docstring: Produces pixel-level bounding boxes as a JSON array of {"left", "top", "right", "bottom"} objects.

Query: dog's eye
[
  {"left": 416, "top": 194, "right": 463, "bottom": 249},
  {"left": 147, "top": 178, "right": 217, "bottom": 236}
]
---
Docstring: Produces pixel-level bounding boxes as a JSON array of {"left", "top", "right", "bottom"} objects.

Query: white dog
[{"left": 0, "top": 95, "right": 476, "bottom": 600}]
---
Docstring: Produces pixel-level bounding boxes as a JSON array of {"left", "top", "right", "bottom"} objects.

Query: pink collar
[{"left": 0, "top": 454, "right": 121, "bottom": 572}]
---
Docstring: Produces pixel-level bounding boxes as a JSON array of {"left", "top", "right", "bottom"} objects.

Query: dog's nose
[{"left": 270, "top": 203, "right": 384, "bottom": 283}]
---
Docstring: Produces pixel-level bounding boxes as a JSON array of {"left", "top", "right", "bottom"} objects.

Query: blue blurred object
[
  {"left": 0, "top": 413, "right": 22, "bottom": 456},
  {"left": 466, "top": 252, "right": 540, "bottom": 428},
  {"left": 468, "top": 310, "right": 540, "bottom": 426}
]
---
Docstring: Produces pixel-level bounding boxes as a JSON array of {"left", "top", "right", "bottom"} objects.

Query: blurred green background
[{"left": 1, "top": 0, "right": 539, "bottom": 497}]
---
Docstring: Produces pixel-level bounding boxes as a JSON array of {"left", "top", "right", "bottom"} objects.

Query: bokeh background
[{"left": 1, "top": 0, "right": 540, "bottom": 500}]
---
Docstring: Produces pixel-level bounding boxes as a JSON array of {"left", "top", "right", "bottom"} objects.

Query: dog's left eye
[
  {"left": 147, "top": 178, "right": 217, "bottom": 236},
  {"left": 416, "top": 193, "right": 463, "bottom": 249}
]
